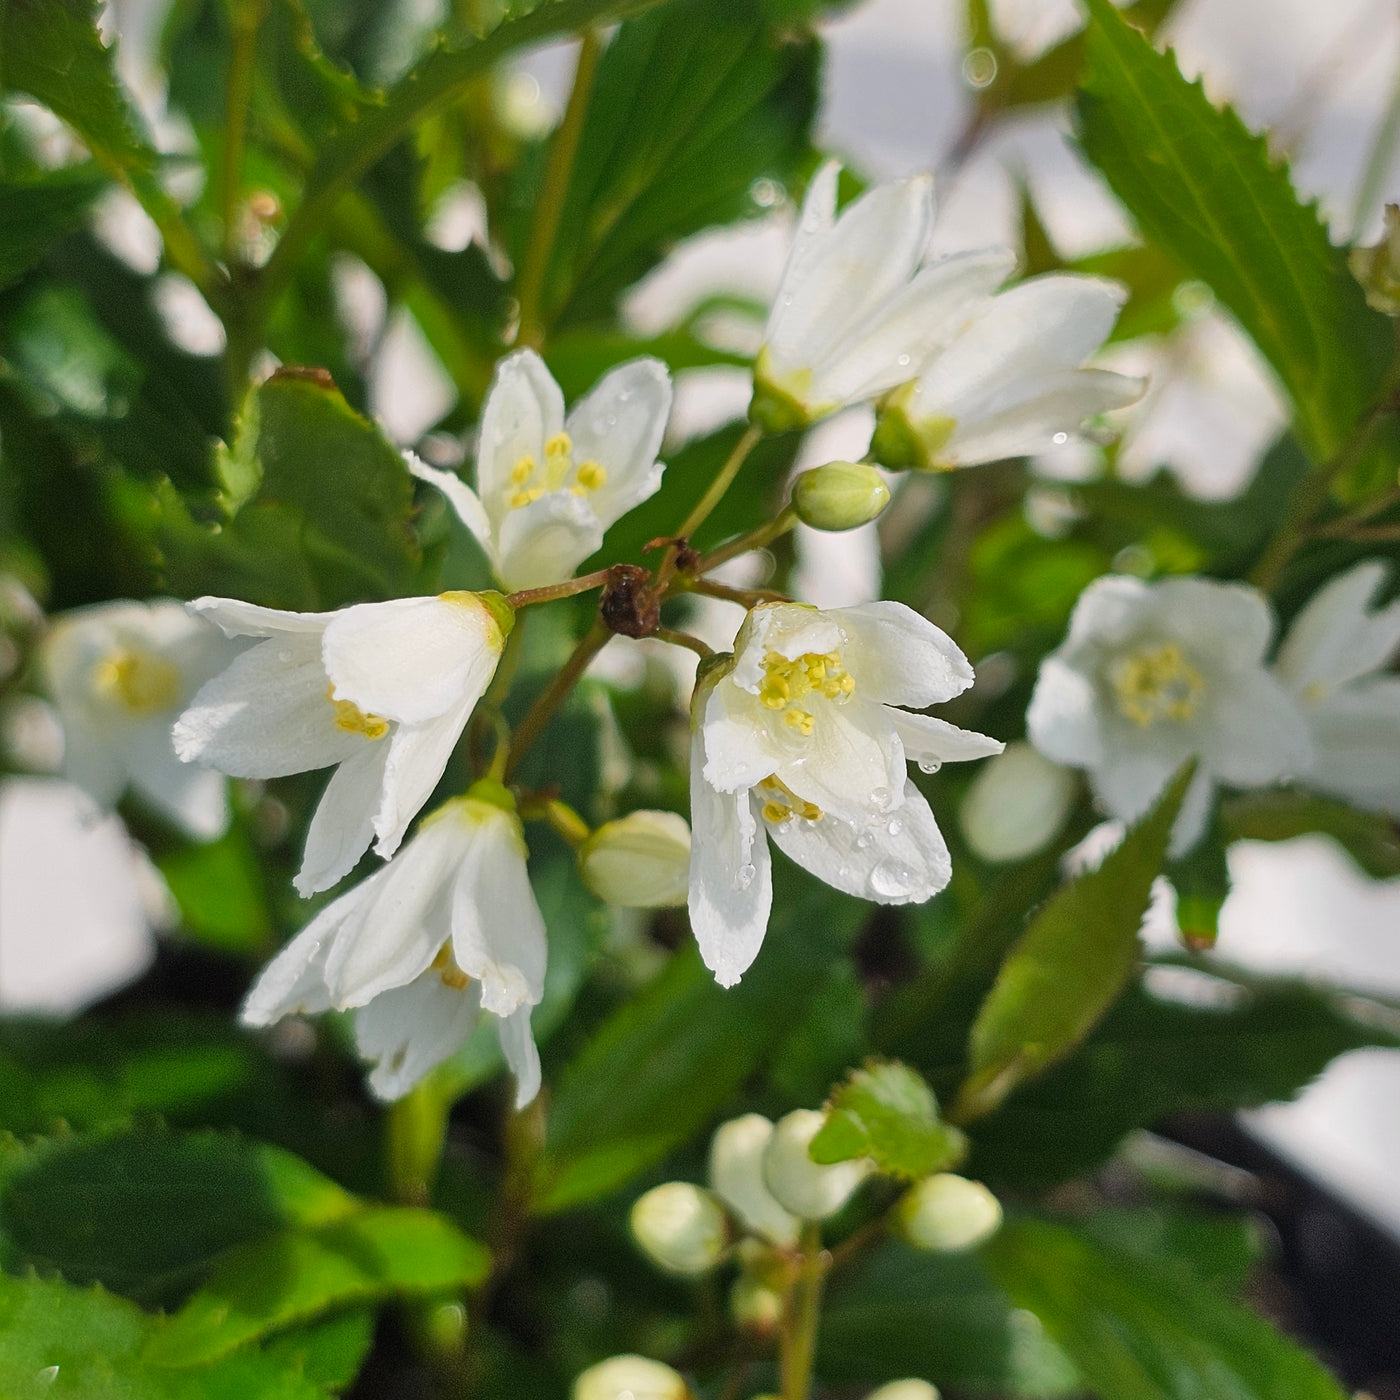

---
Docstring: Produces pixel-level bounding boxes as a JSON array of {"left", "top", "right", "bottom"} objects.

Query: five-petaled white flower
[
  {"left": 1027, "top": 575, "right": 1312, "bottom": 855},
  {"left": 689, "top": 601, "right": 1002, "bottom": 987},
  {"left": 43, "top": 599, "right": 238, "bottom": 839},
  {"left": 241, "top": 790, "right": 545, "bottom": 1105},
  {"left": 409, "top": 350, "right": 672, "bottom": 592},
  {"left": 752, "top": 162, "right": 1015, "bottom": 431},
  {"left": 173, "top": 592, "right": 511, "bottom": 896},
  {"left": 873, "top": 274, "right": 1144, "bottom": 470},
  {"left": 1274, "top": 560, "right": 1400, "bottom": 817}
]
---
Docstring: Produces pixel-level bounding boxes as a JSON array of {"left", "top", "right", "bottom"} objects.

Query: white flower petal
[
  {"left": 1277, "top": 561, "right": 1400, "bottom": 695},
  {"left": 830, "top": 600, "right": 974, "bottom": 707},
  {"left": 1152, "top": 577, "right": 1275, "bottom": 672},
  {"left": 1201, "top": 670, "right": 1312, "bottom": 786},
  {"left": 730, "top": 604, "right": 844, "bottom": 693},
  {"left": 761, "top": 161, "right": 840, "bottom": 352},
  {"left": 688, "top": 735, "right": 771, "bottom": 988},
  {"left": 476, "top": 349, "right": 564, "bottom": 526},
  {"left": 565, "top": 356, "right": 672, "bottom": 529},
  {"left": 188, "top": 596, "right": 331, "bottom": 638},
  {"left": 708, "top": 1114, "right": 800, "bottom": 1247},
  {"left": 296, "top": 742, "right": 389, "bottom": 896},
  {"left": 372, "top": 699, "right": 474, "bottom": 859},
  {"left": 766, "top": 778, "right": 951, "bottom": 904},
  {"left": 355, "top": 973, "right": 482, "bottom": 1102},
  {"left": 889, "top": 709, "right": 1004, "bottom": 767},
  {"left": 1090, "top": 748, "right": 1181, "bottom": 827},
  {"left": 496, "top": 1004, "right": 543, "bottom": 1109},
  {"left": 174, "top": 635, "right": 362, "bottom": 778},
  {"left": 493, "top": 491, "right": 604, "bottom": 592},
  {"left": 1060, "top": 574, "right": 1151, "bottom": 654},
  {"left": 1168, "top": 766, "right": 1217, "bottom": 858},
  {"left": 1026, "top": 656, "right": 1104, "bottom": 767},
  {"left": 700, "top": 677, "right": 785, "bottom": 794},
  {"left": 406, "top": 452, "right": 494, "bottom": 556},
  {"left": 129, "top": 739, "right": 229, "bottom": 840},
  {"left": 773, "top": 699, "right": 905, "bottom": 823},
  {"left": 241, "top": 889, "right": 363, "bottom": 1025},
  {"left": 1302, "top": 677, "right": 1400, "bottom": 816},
  {"left": 59, "top": 723, "right": 129, "bottom": 809},
  {"left": 323, "top": 594, "right": 502, "bottom": 726}
]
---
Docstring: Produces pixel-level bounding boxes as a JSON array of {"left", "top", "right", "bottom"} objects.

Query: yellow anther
[
  {"left": 329, "top": 689, "right": 390, "bottom": 740},
  {"left": 761, "top": 800, "right": 791, "bottom": 824},
  {"left": 575, "top": 459, "right": 606, "bottom": 491},
  {"left": 760, "top": 676, "right": 790, "bottom": 709},
  {"left": 431, "top": 943, "right": 471, "bottom": 991},
  {"left": 1110, "top": 642, "right": 1205, "bottom": 727},
  {"left": 757, "top": 647, "right": 854, "bottom": 731},
  {"left": 758, "top": 775, "right": 823, "bottom": 823},
  {"left": 94, "top": 648, "right": 181, "bottom": 715},
  {"left": 783, "top": 708, "right": 815, "bottom": 735},
  {"left": 509, "top": 454, "right": 536, "bottom": 484},
  {"left": 509, "top": 486, "right": 545, "bottom": 509},
  {"left": 545, "top": 431, "right": 572, "bottom": 458}
]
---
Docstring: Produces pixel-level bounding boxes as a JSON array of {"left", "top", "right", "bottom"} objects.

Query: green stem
[
  {"left": 694, "top": 505, "right": 798, "bottom": 577},
  {"left": 676, "top": 424, "right": 764, "bottom": 542},
  {"left": 504, "top": 617, "right": 609, "bottom": 778},
  {"left": 780, "top": 1222, "right": 827, "bottom": 1400},
  {"left": 514, "top": 28, "right": 603, "bottom": 348},
  {"left": 386, "top": 1075, "right": 453, "bottom": 1206},
  {"left": 221, "top": 0, "right": 268, "bottom": 262},
  {"left": 506, "top": 567, "right": 613, "bottom": 610},
  {"left": 654, "top": 625, "right": 714, "bottom": 658}
]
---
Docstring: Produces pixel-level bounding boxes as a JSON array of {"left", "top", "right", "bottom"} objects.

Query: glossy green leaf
[
  {"left": 985, "top": 1216, "right": 1349, "bottom": 1400},
  {"left": 146, "top": 1208, "right": 488, "bottom": 1366},
  {"left": 0, "top": 1272, "right": 329, "bottom": 1400},
  {"left": 956, "top": 765, "right": 1191, "bottom": 1121},
  {"left": 1076, "top": 0, "right": 1393, "bottom": 473},
  {"left": 810, "top": 1060, "right": 967, "bottom": 1180}
]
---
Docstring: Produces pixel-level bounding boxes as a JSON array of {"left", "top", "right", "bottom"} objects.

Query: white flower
[
  {"left": 241, "top": 791, "right": 545, "bottom": 1105},
  {"left": 689, "top": 601, "right": 1002, "bottom": 987},
  {"left": 1274, "top": 560, "right": 1400, "bottom": 817},
  {"left": 752, "top": 162, "right": 1015, "bottom": 430},
  {"left": 409, "top": 350, "right": 672, "bottom": 592},
  {"left": 42, "top": 599, "right": 237, "bottom": 839},
  {"left": 174, "top": 592, "right": 510, "bottom": 895},
  {"left": 1027, "top": 575, "right": 1313, "bottom": 855},
  {"left": 762, "top": 1108, "right": 870, "bottom": 1220},
  {"left": 873, "top": 275, "right": 1144, "bottom": 470}
]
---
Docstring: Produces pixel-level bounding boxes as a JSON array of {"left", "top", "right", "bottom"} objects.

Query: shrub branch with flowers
[{"left": 2, "top": 0, "right": 1400, "bottom": 1397}]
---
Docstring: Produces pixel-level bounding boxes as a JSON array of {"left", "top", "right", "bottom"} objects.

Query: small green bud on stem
[{"left": 792, "top": 462, "right": 891, "bottom": 531}]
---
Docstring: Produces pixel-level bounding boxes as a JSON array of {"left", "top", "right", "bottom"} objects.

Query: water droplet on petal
[
  {"left": 870, "top": 861, "right": 917, "bottom": 898},
  {"left": 918, "top": 756, "right": 941, "bottom": 774},
  {"left": 738, "top": 862, "right": 756, "bottom": 889},
  {"left": 855, "top": 832, "right": 872, "bottom": 850},
  {"left": 1052, "top": 431, "right": 1069, "bottom": 445},
  {"left": 871, "top": 785, "right": 891, "bottom": 808},
  {"left": 886, "top": 817, "right": 903, "bottom": 836},
  {"left": 896, "top": 353, "right": 911, "bottom": 367}
]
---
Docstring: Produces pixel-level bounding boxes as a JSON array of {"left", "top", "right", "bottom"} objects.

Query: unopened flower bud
[
  {"left": 959, "top": 743, "right": 1075, "bottom": 863},
  {"left": 896, "top": 1174, "right": 1002, "bottom": 1252},
  {"left": 1350, "top": 204, "right": 1400, "bottom": 314},
  {"left": 870, "top": 385, "right": 956, "bottom": 472},
  {"left": 574, "top": 1356, "right": 690, "bottom": 1400},
  {"left": 630, "top": 1182, "right": 727, "bottom": 1276},
  {"left": 709, "top": 1114, "right": 799, "bottom": 1246},
  {"left": 867, "top": 1382, "right": 941, "bottom": 1400},
  {"left": 580, "top": 810, "right": 690, "bottom": 908},
  {"left": 729, "top": 1274, "right": 784, "bottom": 1333},
  {"left": 762, "top": 1109, "right": 871, "bottom": 1220},
  {"left": 791, "top": 462, "right": 891, "bottom": 532}
]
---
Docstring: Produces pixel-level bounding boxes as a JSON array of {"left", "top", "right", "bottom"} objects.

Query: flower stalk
[{"left": 779, "top": 1222, "right": 828, "bottom": 1400}]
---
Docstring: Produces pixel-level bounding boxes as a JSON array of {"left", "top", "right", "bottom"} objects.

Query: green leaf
[
  {"left": 810, "top": 1060, "right": 967, "bottom": 1180},
  {"left": 534, "top": 865, "right": 867, "bottom": 1212},
  {"left": 157, "top": 827, "right": 273, "bottom": 954},
  {"left": 985, "top": 1215, "right": 1349, "bottom": 1400},
  {"left": 0, "top": 1271, "right": 329, "bottom": 1400},
  {"left": 819, "top": 1241, "right": 1081, "bottom": 1397},
  {"left": 260, "top": 1310, "right": 375, "bottom": 1394},
  {"left": 1076, "top": 0, "right": 1393, "bottom": 473},
  {"left": 146, "top": 1208, "right": 488, "bottom": 1366},
  {"left": 1220, "top": 787, "right": 1400, "bottom": 880},
  {"left": 0, "top": 1128, "right": 357, "bottom": 1305},
  {"left": 966, "top": 972, "right": 1400, "bottom": 1188},
  {"left": 0, "top": 169, "right": 106, "bottom": 289},
  {"left": 535, "top": 0, "right": 819, "bottom": 328},
  {"left": 956, "top": 764, "right": 1192, "bottom": 1121}
]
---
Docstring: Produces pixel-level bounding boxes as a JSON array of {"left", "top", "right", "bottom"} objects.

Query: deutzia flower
[
  {"left": 1274, "top": 560, "right": 1400, "bottom": 816},
  {"left": 174, "top": 592, "right": 511, "bottom": 895},
  {"left": 751, "top": 162, "right": 1015, "bottom": 431},
  {"left": 43, "top": 599, "right": 237, "bottom": 839},
  {"left": 1027, "top": 575, "right": 1312, "bottom": 854},
  {"left": 409, "top": 350, "right": 672, "bottom": 591},
  {"left": 241, "top": 789, "right": 545, "bottom": 1105},
  {"left": 689, "top": 601, "right": 1002, "bottom": 986},
  {"left": 872, "top": 275, "right": 1144, "bottom": 470}
]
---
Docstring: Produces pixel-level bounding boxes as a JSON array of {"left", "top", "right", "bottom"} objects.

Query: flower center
[
  {"left": 328, "top": 688, "right": 390, "bottom": 740},
  {"left": 431, "top": 943, "right": 472, "bottom": 991},
  {"left": 758, "top": 775, "right": 822, "bottom": 825},
  {"left": 507, "top": 431, "right": 607, "bottom": 510},
  {"left": 757, "top": 648, "right": 855, "bottom": 736},
  {"left": 94, "top": 647, "right": 181, "bottom": 715},
  {"left": 1110, "top": 642, "right": 1205, "bottom": 727}
]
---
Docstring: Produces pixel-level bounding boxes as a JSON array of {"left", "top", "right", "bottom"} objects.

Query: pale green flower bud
[
  {"left": 870, "top": 384, "right": 956, "bottom": 472},
  {"left": 867, "top": 1382, "right": 941, "bottom": 1400},
  {"left": 574, "top": 1356, "right": 690, "bottom": 1400},
  {"left": 629, "top": 1182, "right": 727, "bottom": 1276},
  {"left": 1350, "top": 204, "right": 1400, "bottom": 314},
  {"left": 729, "top": 1274, "right": 784, "bottom": 1334},
  {"left": 896, "top": 1174, "right": 1002, "bottom": 1252},
  {"left": 709, "top": 1115, "right": 800, "bottom": 1247},
  {"left": 579, "top": 810, "right": 690, "bottom": 908},
  {"left": 791, "top": 462, "right": 891, "bottom": 532},
  {"left": 959, "top": 743, "right": 1075, "bottom": 863},
  {"left": 762, "top": 1109, "right": 871, "bottom": 1220}
]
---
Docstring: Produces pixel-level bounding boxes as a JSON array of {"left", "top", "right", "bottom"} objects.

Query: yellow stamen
[
  {"left": 757, "top": 647, "right": 855, "bottom": 729},
  {"left": 545, "top": 431, "right": 572, "bottom": 458},
  {"left": 509, "top": 486, "right": 545, "bottom": 509},
  {"left": 329, "top": 689, "right": 390, "bottom": 740},
  {"left": 783, "top": 708, "right": 814, "bottom": 735},
  {"left": 575, "top": 459, "right": 606, "bottom": 491},
  {"left": 758, "top": 776, "right": 821, "bottom": 822},
  {"left": 1110, "top": 642, "right": 1205, "bottom": 727},
  {"left": 94, "top": 649, "right": 181, "bottom": 715},
  {"left": 761, "top": 799, "right": 791, "bottom": 824},
  {"left": 509, "top": 454, "right": 536, "bottom": 485},
  {"left": 431, "top": 943, "right": 471, "bottom": 991}
]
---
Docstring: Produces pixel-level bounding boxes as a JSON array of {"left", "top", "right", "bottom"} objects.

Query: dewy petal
[
  {"left": 773, "top": 698, "right": 905, "bottom": 823},
  {"left": 830, "top": 600, "right": 974, "bottom": 707},
  {"left": 496, "top": 1004, "right": 543, "bottom": 1109},
  {"left": 814, "top": 246, "right": 1016, "bottom": 406},
  {"left": 323, "top": 594, "right": 502, "bottom": 726},
  {"left": 373, "top": 698, "right": 475, "bottom": 859},
  {"left": 188, "top": 596, "right": 331, "bottom": 638},
  {"left": 1026, "top": 656, "right": 1105, "bottom": 768},
  {"left": 406, "top": 452, "right": 494, "bottom": 557},
  {"left": 565, "top": 356, "right": 672, "bottom": 529},
  {"left": 764, "top": 173, "right": 934, "bottom": 383},
  {"left": 730, "top": 604, "right": 843, "bottom": 693},
  {"left": 760, "top": 161, "right": 840, "bottom": 352},
  {"left": 174, "top": 634, "right": 363, "bottom": 778},
  {"left": 241, "top": 887, "right": 367, "bottom": 1025},
  {"left": 355, "top": 973, "right": 483, "bottom": 1103},
  {"left": 1276, "top": 561, "right": 1400, "bottom": 695},
  {"left": 688, "top": 732, "right": 772, "bottom": 988},
  {"left": 1303, "top": 677, "right": 1400, "bottom": 816},
  {"left": 701, "top": 677, "right": 784, "bottom": 794},
  {"left": 477, "top": 349, "right": 564, "bottom": 527},
  {"left": 493, "top": 491, "right": 605, "bottom": 592},
  {"left": 1200, "top": 669, "right": 1312, "bottom": 787},
  {"left": 766, "top": 778, "right": 951, "bottom": 904},
  {"left": 888, "top": 709, "right": 1004, "bottom": 767},
  {"left": 296, "top": 742, "right": 390, "bottom": 896},
  {"left": 448, "top": 803, "right": 547, "bottom": 1016}
]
